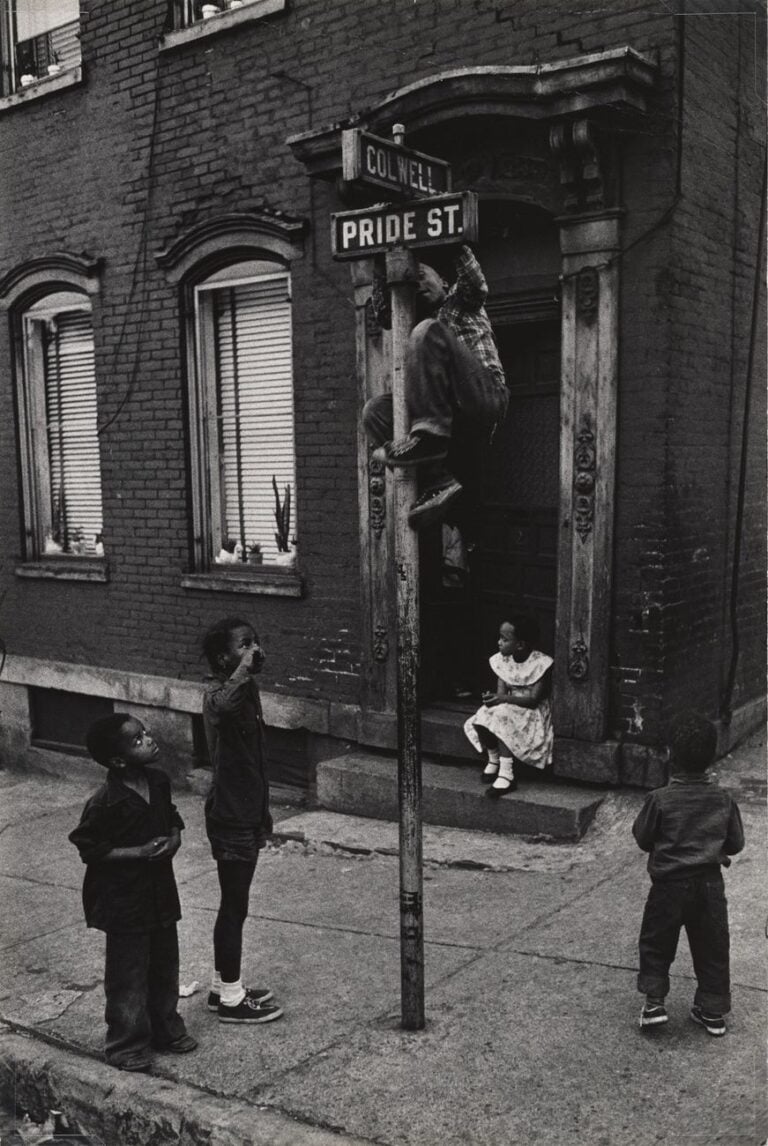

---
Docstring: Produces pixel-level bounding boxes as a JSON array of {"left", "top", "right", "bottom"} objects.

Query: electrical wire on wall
[{"left": 96, "top": 41, "right": 165, "bottom": 438}]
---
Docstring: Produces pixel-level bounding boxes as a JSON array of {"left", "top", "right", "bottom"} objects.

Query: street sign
[
  {"left": 331, "top": 191, "right": 478, "bottom": 260},
  {"left": 342, "top": 128, "right": 451, "bottom": 197}
]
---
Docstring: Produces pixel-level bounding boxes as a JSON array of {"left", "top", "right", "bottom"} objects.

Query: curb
[{"left": 0, "top": 1027, "right": 374, "bottom": 1146}]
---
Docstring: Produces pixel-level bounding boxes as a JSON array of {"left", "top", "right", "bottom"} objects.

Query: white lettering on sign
[
  {"left": 361, "top": 141, "right": 438, "bottom": 194},
  {"left": 332, "top": 193, "right": 476, "bottom": 257}
]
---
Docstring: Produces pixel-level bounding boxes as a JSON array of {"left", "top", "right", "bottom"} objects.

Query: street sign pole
[{"left": 386, "top": 243, "right": 425, "bottom": 1031}]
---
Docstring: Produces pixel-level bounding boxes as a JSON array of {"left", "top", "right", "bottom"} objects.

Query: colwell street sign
[
  {"left": 342, "top": 128, "right": 452, "bottom": 197},
  {"left": 331, "top": 192, "right": 478, "bottom": 260}
]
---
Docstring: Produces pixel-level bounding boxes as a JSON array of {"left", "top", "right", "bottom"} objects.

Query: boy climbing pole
[{"left": 363, "top": 243, "right": 508, "bottom": 532}]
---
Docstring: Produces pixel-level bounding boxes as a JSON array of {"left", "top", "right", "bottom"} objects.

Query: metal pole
[{"left": 385, "top": 244, "right": 424, "bottom": 1031}]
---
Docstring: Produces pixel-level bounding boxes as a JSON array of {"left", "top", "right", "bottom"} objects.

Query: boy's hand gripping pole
[{"left": 385, "top": 246, "right": 425, "bottom": 1031}]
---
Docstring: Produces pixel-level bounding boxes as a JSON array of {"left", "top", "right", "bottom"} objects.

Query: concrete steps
[{"left": 316, "top": 752, "right": 604, "bottom": 842}]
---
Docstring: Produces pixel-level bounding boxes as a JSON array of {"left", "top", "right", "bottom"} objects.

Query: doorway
[{"left": 420, "top": 202, "right": 561, "bottom": 703}]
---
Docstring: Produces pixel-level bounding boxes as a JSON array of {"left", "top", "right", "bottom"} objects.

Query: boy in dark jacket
[
  {"left": 633, "top": 712, "right": 745, "bottom": 1036},
  {"left": 69, "top": 714, "right": 196, "bottom": 1071}
]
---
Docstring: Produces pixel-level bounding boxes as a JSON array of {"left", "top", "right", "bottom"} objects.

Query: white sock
[
  {"left": 219, "top": 978, "right": 246, "bottom": 1007},
  {"left": 492, "top": 757, "right": 515, "bottom": 787}
]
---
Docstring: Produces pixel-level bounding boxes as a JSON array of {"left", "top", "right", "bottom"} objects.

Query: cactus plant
[{"left": 272, "top": 476, "right": 292, "bottom": 552}]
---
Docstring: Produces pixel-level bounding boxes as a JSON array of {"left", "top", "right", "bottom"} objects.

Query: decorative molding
[
  {"left": 155, "top": 211, "right": 307, "bottom": 282},
  {"left": 287, "top": 49, "right": 657, "bottom": 178},
  {"left": 568, "top": 638, "right": 590, "bottom": 681},
  {"left": 0, "top": 253, "right": 102, "bottom": 308},
  {"left": 549, "top": 118, "right": 610, "bottom": 213},
  {"left": 369, "top": 456, "right": 387, "bottom": 535},
  {"left": 573, "top": 419, "right": 596, "bottom": 542},
  {"left": 576, "top": 266, "right": 599, "bottom": 320},
  {"left": 373, "top": 625, "right": 389, "bottom": 663}
]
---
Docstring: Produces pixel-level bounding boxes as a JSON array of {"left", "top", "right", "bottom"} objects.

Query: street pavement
[{"left": 0, "top": 732, "right": 765, "bottom": 1146}]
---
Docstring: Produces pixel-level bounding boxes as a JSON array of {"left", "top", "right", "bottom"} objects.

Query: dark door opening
[{"left": 420, "top": 205, "right": 561, "bottom": 705}]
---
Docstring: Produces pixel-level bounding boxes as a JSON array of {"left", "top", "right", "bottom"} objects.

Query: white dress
[{"left": 464, "top": 650, "right": 554, "bottom": 769}]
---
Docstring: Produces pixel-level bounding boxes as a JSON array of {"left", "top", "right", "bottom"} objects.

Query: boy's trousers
[
  {"left": 637, "top": 872, "right": 731, "bottom": 1014},
  {"left": 104, "top": 923, "right": 187, "bottom": 1065}
]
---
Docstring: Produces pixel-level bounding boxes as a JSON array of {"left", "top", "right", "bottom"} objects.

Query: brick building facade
[{"left": 0, "top": 0, "right": 764, "bottom": 797}]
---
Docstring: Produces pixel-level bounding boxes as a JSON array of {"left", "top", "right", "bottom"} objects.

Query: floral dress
[{"left": 464, "top": 650, "right": 554, "bottom": 769}]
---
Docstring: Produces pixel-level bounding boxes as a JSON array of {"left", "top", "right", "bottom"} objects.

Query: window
[
  {"left": 173, "top": 0, "right": 279, "bottom": 29},
  {"left": 1, "top": 0, "right": 81, "bottom": 95},
  {"left": 29, "top": 687, "right": 113, "bottom": 756},
  {"left": 16, "top": 290, "right": 105, "bottom": 559},
  {"left": 192, "top": 260, "right": 298, "bottom": 570}
]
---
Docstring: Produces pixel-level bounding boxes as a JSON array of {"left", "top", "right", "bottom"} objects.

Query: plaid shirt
[
  {"left": 370, "top": 245, "right": 505, "bottom": 387},
  {"left": 436, "top": 246, "right": 505, "bottom": 387}
]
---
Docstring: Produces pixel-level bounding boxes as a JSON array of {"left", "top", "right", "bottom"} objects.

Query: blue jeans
[
  {"left": 104, "top": 924, "right": 188, "bottom": 1064},
  {"left": 637, "top": 873, "right": 731, "bottom": 1014}
]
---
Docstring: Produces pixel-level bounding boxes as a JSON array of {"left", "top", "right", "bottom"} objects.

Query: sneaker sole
[
  {"left": 408, "top": 483, "right": 463, "bottom": 530},
  {"left": 385, "top": 447, "right": 448, "bottom": 469},
  {"left": 639, "top": 1015, "right": 669, "bottom": 1029},
  {"left": 207, "top": 991, "right": 274, "bottom": 1011},
  {"left": 690, "top": 1010, "right": 725, "bottom": 1036},
  {"left": 218, "top": 1006, "right": 284, "bottom": 1024}
]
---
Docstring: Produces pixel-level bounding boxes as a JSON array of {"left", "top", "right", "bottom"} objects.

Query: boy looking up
[
  {"left": 69, "top": 714, "right": 196, "bottom": 1071},
  {"left": 633, "top": 712, "right": 744, "bottom": 1036}
]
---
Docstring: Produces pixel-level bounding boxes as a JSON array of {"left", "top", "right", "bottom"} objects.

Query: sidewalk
[{"left": 0, "top": 733, "right": 765, "bottom": 1146}]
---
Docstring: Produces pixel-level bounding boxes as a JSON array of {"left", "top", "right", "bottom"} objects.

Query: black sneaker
[
  {"left": 218, "top": 997, "right": 284, "bottom": 1024},
  {"left": 407, "top": 479, "right": 463, "bottom": 531},
  {"left": 690, "top": 1005, "right": 726, "bottom": 1037},
  {"left": 207, "top": 985, "right": 273, "bottom": 1012},
  {"left": 152, "top": 1033, "right": 198, "bottom": 1053},
  {"left": 639, "top": 1003, "right": 668, "bottom": 1030},
  {"left": 385, "top": 433, "right": 448, "bottom": 468}
]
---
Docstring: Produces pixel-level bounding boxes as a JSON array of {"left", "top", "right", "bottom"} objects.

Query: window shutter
[
  {"left": 45, "top": 310, "right": 103, "bottom": 554},
  {"left": 213, "top": 277, "right": 296, "bottom": 563}
]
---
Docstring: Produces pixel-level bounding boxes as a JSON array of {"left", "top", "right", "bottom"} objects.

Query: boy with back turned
[{"left": 633, "top": 712, "right": 744, "bottom": 1036}]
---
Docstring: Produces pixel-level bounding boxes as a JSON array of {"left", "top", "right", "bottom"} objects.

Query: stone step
[{"left": 316, "top": 753, "right": 604, "bottom": 842}]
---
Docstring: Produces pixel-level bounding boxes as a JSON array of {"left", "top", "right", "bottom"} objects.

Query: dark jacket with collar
[
  {"left": 632, "top": 772, "right": 745, "bottom": 881},
  {"left": 69, "top": 766, "right": 183, "bottom": 933},
  {"left": 203, "top": 669, "right": 271, "bottom": 834}
]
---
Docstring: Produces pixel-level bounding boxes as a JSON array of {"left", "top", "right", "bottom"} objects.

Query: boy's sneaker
[
  {"left": 690, "top": 1005, "right": 726, "bottom": 1037},
  {"left": 207, "top": 985, "right": 273, "bottom": 1012},
  {"left": 639, "top": 1003, "right": 669, "bottom": 1030},
  {"left": 385, "top": 433, "right": 448, "bottom": 468},
  {"left": 407, "top": 478, "right": 463, "bottom": 531},
  {"left": 218, "top": 997, "right": 284, "bottom": 1024}
]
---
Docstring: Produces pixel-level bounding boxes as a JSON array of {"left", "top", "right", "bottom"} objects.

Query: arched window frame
[
  {"left": 156, "top": 213, "right": 306, "bottom": 596},
  {"left": 0, "top": 255, "right": 106, "bottom": 580}
]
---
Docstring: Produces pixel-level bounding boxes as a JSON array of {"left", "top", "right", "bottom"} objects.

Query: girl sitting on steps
[{"left": 464, "top": 616, "right": 553, "bottom": 796}]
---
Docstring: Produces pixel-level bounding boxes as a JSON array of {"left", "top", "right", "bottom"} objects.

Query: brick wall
[{"left": 0, "top": 0, "right": 762, "bottom": 753}]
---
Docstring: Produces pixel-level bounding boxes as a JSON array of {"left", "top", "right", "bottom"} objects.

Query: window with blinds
[
  {"left": 194, "top": 263, "right": 297, "bottom": 568},
  {"left": 20, "top": 294, "right": 104, "bottom": 558}
]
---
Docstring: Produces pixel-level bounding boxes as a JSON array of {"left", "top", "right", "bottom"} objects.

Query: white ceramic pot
[
  {"left": 47, "top": 63, "right": 62, "bottom": 76},
  {"left": 202, "top": 4, "right": 220, "bottom": 17},
  {"left": 20, "top": 74, "right": 36, "bottom": 87},
  {"left": 273, "top": 551, "right": 295, "bottom": 567}
]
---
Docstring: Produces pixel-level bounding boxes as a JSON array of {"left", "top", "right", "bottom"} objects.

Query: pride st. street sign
[
  {"left": 331, "top": 192, "right": 478, "bottom": 259},
  {"left": 342, "top": 128, "right": 451, "bottom": 197}
]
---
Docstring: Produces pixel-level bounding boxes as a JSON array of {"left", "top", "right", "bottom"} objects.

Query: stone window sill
[
  {"left": 181, "top": 567, "right": 303, "bottom": 597},
  {"left": 160, "top": 0, "right": 286, "bottom": 52},
  {"left": 16, "top": 558, "right": 109, "bottom": 583},
  {"left": 0, "top": 66, "right": 83, "bottom": 114}
]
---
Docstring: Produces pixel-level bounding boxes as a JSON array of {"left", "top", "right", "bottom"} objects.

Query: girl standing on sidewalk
[
  {"left": 464, "top": 617, "right": 553, "bottom": 795},
  {"left": 201, "top": 616, "right": 283, "bottom": 1025}
]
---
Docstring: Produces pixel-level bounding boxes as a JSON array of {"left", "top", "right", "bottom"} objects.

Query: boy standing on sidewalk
[
  {"left": 69, "top": 714, "right": 197, "bottom": 1071},
  {"left": 633, "top": 712, "right": 745, "bottom": 1036}
]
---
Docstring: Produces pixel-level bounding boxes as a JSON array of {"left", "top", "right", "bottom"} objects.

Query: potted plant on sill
[
  {"left": 47, "top": 51, "right": 62, "bottom": 76},
  {"left": 272, "top": 476, "right": 295, "bottom": 567},
  {"left": 248, "top": 542, "right": 263, "bottom": 566}
]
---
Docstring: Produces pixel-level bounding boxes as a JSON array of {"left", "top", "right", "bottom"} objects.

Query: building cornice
[{"left": 287, "top": 48, "right": 658, "bottom": 178}]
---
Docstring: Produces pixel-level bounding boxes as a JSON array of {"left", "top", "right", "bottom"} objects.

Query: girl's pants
[
  {"left": 214, "top": 857, "right": 258, "bottom": 983},
  {"left": 637, "top": 873, "right": 731, "bottom": 1014},
  {"left": 104, "top": 923, "right": 187, "bottom": 1065}
]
